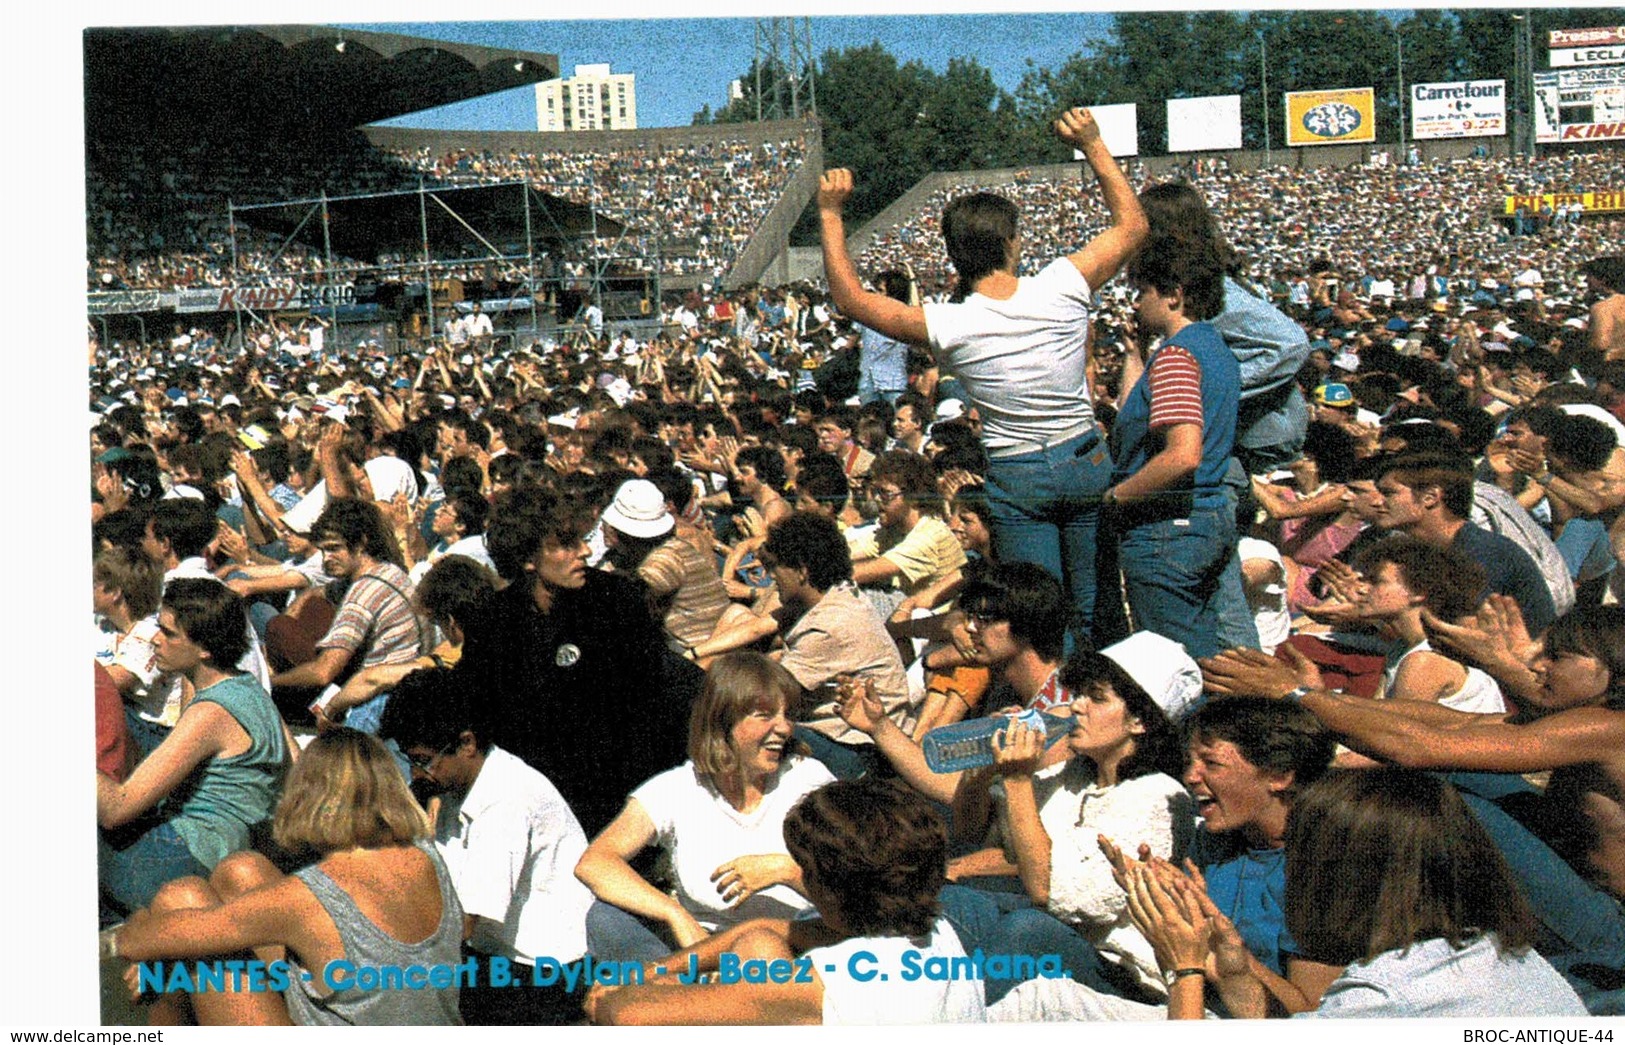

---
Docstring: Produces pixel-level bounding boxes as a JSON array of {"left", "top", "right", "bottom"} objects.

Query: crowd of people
[
  {"left": 88, "top": 101, "right": 1625, "bottom": 1026},
  {"left": 88, "top": 132, "right": 810, "bottom": 293},
  {"left": 860, "top": 150, "right": 1625, "bottom": 311}
]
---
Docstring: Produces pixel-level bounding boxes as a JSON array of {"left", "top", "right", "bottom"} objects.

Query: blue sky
[{"left": 346, "top": 14, "right": 1119, "bottom": 131}]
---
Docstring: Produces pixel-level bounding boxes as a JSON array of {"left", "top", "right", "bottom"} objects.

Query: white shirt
[
  {"left": 994, "top": 764, "right": 1194, "bottom": 997},
  {"left": 630, "top": 757, "right": 834, "bottom": 930},
  {"left": 806, "top": 917, "right": 987, "bottom": 1024},
  {"left": 465, "top": 311, "right": 493, "bottom": 338},
  {"left": 279, "top": 457, "right": 418, "bottom": 534},
  {"left": 923, "top": 259, "right": 1097, "bottom": 456},
  {"left": 435, "top": 747, "right": 595, "bottom": 965},
  {"left": 1238, "top": 537, "right": 1291, "bottom": 654}
]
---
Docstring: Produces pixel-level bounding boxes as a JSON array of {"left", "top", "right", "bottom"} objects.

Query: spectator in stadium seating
[
  {"left": 1373, "top": 452, "right": 1557, "bottom": 636},
  {"left": 576, "top": 654, "right": 835, "bottom": 959},
  {"left": 1582, "top": 256, "right": 1625, "bottom": 361},
  {"left": 1126, "top": 768, "right": 1584, "bottom": 1018},
  {"left": 848, "top": 450, "right": 966, "bottom": 618},
  {"left": 584, "top": 778, "right": 987, "bottom": 1025},
  {"left": 273, "top": 499, "right": 425, "bottom": 732},
  {"left": 760, "top": 511, "right": 912, "bottom": 780},
  {"left": 98, "top": 579, "right": 290, "bottom": 923},
  {"left": 105, "top": 729, "right": 461, "bottom": 1026},
  {"left": 144, "top": 497, "right": 273, "bottom": 692},
  {"left": 857, "top": 269, "right": 914, "bottom": 406},
  {"left": 379, "top": 667, "right": 596, "bottom": 1025}
]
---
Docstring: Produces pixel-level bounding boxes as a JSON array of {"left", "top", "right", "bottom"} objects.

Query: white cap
[{"left": 1100, "top": 631, "right": 1203, "bottom": 722}]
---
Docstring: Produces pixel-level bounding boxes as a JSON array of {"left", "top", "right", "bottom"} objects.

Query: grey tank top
[{"left": 284, "top": 841, "right": 464, "bottom": 1025}]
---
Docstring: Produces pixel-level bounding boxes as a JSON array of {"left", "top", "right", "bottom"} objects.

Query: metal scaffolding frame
[{"left": 226, "top": 177, "right": 656, "bottom": 348}]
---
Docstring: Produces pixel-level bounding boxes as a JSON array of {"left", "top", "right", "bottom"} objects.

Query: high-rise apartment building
[{"left": 536, "top": 63, "right": 637, "bottom": 132}]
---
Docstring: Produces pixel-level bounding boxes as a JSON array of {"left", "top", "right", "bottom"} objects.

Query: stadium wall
[
  {"left": 362, "top": 118, "right": 817, "bottom": 166},
  {"left": 725, "top": 135, "right": 824, "bottom": 290}
]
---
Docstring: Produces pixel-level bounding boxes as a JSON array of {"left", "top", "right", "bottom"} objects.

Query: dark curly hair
[
  {"left": 1126, "top": 230, "right": 1226, "bottom": 322},
  {"left": 783, "top": 779, "right": 946, "bottom": 940},
  {"left": 1184, "top": 697, "right": 1335, "bottom": 804},
  {"left": 483, "top": 485, "right": 592, "bottom": 583}
]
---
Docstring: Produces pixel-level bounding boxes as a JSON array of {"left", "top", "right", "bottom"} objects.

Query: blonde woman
[{"left": 105, "top": 729, "right": 463, "bottom": 1026}]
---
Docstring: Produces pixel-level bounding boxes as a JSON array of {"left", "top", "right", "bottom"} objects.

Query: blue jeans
[
  {"left": 587, "top": 900, "right": 675, "bottom": 963},
  {"left": 99, "top": 819, "right": 209, "bottom": 925},
  {"left": 983, "top": 430, "right": 1117, "bottom": 651},
  {"left": 122, "top": 705, "right": 171, "bottom": 762},
  {"left": 1210, "top": 475, "right": 1262, "bottom": 652},
  {"left": 856, "top": 375, "right": 904, "bottom": 406},
  {"left": 792, "top": 726, "right": 885, "bottom": 781},
  {"left": 938, "top": 884, "right": 1152, "bottom": 1004},
  {"left": 1558, "top": 518, "right": 1615, "bottom": 584},
  {"left": 1113, "top": 507, "right": 1235, "bottom": 660}
]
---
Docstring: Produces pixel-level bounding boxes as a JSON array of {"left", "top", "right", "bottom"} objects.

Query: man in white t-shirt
[{"left": 464, "top": 302, "right": 494, "bottom": 343}]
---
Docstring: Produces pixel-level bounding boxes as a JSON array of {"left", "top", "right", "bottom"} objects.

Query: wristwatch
[
  {"left": 1283, "top": 686, "right": 1313, "bottom": 706},
  {"left": 1163, "top": 966, "right": 1204, "bottom": 986}
]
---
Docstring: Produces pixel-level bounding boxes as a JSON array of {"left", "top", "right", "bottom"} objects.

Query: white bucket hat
[{"left": 602, "top": 479, "right": 675, "bottom": 539}]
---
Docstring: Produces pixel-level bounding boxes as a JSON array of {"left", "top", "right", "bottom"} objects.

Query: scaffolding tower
[{"left": 753, "top": 18, "right": 817, "bottom": 123}]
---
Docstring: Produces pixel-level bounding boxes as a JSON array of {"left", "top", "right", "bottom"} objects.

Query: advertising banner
[
  {"left": 1501, "top": 191, "right": 1625, "bottom": 216},
  {"left": 1285, "top": 88, "right": 1376, "bottom": 146},
  {"left": 1551, "top": 44, "right": 1625, "bottom": 68},
  {"left": 1067, "top": 103, "right": 1137, "bottom": 157},
  {"left": 1092, "top": 102, "right": 1140, "bottom": 157},
  {"left": 1167, "top": 94, "right": 1243, "bottom": 152},
  {"left": 86, "top": 290, "right": 164, "bottom": 316},
  {"left": 175, "top": 286, "right": 307, "bottom": 314},
  {"left": 1550, "top": 27, "right": 1625, "bottom": 48},
  {"left": 1410, "top": 79, "right": 1506, "bottom": 139},
  {"left": 1535, "top": 68, "right": 1625, "bottom": 143}
]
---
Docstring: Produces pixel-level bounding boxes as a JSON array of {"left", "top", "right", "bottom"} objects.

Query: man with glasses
[
  {"left": 380, "top": 668, "right": 597, "bottom": 1026},
  {"left": 849, "top": 451, "right": 966, "bottom": 620}
]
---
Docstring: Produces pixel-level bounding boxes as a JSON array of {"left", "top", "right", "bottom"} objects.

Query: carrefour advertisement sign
[
  {"left": 1411, "top": 79, "right": 1506, "bottom": 139},
  {"left": 1285, "top": 88, "right": 1376, "bottom": 146}
]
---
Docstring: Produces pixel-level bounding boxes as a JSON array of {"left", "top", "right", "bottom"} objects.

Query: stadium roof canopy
[
  {"left": 84, "top": 25, "right": 559, "bottom": 140},
  {"left": 233, "top": 182, "right": 627, "bottom": 262}
]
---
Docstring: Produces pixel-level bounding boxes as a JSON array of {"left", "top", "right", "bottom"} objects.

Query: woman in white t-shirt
[
  {"left": 576, "top": 653, "right": 835, "bottom": 954},
  {"left": 817, "top": 108, "right": 1147, "bottom": 650}
]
